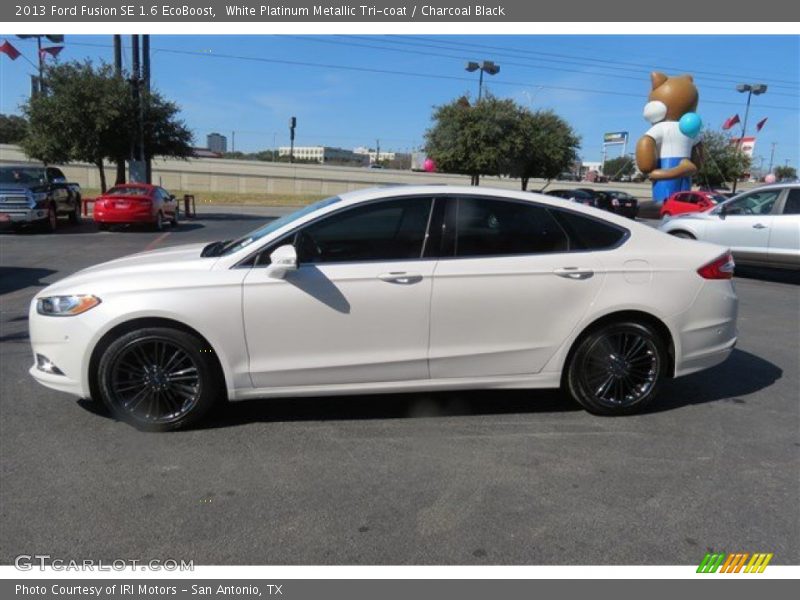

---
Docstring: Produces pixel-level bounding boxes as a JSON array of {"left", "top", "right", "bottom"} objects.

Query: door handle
[
  {"left": 554, "top": 267, "right": 594, "bottom": 280},
  {"left": 752, "top": 223, "right": 767, "bottom": 229},
  {"left": 378, "top": 272, "right": 423, "bottom": 285}
]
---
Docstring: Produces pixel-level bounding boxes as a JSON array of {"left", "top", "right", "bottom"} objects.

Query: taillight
[{"left": 697, "top": 251, "right": 735, "bottom": 280}]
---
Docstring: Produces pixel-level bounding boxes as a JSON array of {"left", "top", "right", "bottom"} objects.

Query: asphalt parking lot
[{"left": 0, "top": 207, "right": 798, "bottom": 566}]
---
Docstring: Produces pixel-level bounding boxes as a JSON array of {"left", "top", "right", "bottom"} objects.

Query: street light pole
[
  {"left": 465, "top": 60, "right": 500, "bottom": 102},
  {"left": 733, "top": 83, "right": 767, "bottom": 193}
]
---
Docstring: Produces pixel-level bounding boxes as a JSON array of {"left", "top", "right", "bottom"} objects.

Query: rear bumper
[
  {"left": 672, "top": 280, "right": 739, "bottom": 377},
  {"left": 94, "top": 209, "right": 156, "bottom": 224}
]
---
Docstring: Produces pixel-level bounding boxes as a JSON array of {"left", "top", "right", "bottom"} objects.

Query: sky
[{"left": 1, "top": 34, "right": 798, "bottom": 169}]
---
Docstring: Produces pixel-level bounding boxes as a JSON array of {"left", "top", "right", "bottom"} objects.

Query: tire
[
  {"left": 41, "top": 203, "right": 57, "bottom": 233},
  {"left": 153, "top": 211, "right": 164, "bottom": 231},
  {"left": 565, "top": 321, "right": 667, "bottom": 416},
  {"left": 69, "top": 198, "right": 81, "bottom": 224},
  {"left": 96, "top": 327, "right": 223, "bottom": 431},
  {"left": 670, "top": 231, "right": 695, "bottom": 240},
  {"left": 171, "top": 209, "right": 179, "bottom": 228},
  {"left": 97, "top": 222, "right": 109, "bottom": 231}
]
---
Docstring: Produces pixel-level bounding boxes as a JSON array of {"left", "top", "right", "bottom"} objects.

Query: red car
[
  {"left": 94, "top": 183, "right": 179, "bottom": 230},
  {"left": 660, "top": 190, "right": 727, "bottom": 218}
]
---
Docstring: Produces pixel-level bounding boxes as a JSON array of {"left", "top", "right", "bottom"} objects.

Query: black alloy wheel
[
  {"left": 566, "top": 321, "right": 666, "bottom": 415},
  {"left": 97, "top": 327, "right": 222, "bottom": 431}
]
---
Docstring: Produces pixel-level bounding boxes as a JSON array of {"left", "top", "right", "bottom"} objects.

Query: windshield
[
  {"left": 107, "top": 186, "right": 151, "bottom": 196},
  {"left": 0, "top": 167, "right": 46, "bottom": 185},
  {"left": 218, "top": 195, "right": 342, "bottom": 256}
]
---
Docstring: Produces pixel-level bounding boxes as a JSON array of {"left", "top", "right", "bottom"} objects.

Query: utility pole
[
  {"left": 231, "top": 131, "right": 235, "bottom": 153},
  {"left": 733, "top": 83, "right": 767, "bottom": 193},
  {"left": 289, "top": 117, "right": 296, "bottom": 163},
  {"left": 142, "top": 34, "right": 151, "bottom": 183},
  {"left": 376, "top": 139, "right": 380, "bottom": 165},
  {"left": 768, "top": 142, "right": 777, "bottom": 174},
  {"left": 113, "top": 35, "right": 125, "bottom": 185},
  {"left": 129, "top": 35, "right": 146, "bottom": 182}
]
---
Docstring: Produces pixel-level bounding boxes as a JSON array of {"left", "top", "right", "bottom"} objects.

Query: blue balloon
[{"left": 679, "top": 112, "right": 702, "bottom": 138}]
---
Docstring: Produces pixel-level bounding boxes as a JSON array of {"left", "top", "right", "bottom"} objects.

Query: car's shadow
[
  {"left": 76, "top": 350, "right": 781, "bottom": 429},
  {"left": 195, "top": 212, "right": 277, "bottom": 222},
  {"left": 0, "top": 267, "right": 57, "bottom": 295}
]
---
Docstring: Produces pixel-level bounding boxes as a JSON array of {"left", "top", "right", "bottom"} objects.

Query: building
[
  {"left": 278, "top": 146, "right": 368, "bottom": 166},
  {"left": 207, "top": 132, "right": 227, "bottom": 154}
]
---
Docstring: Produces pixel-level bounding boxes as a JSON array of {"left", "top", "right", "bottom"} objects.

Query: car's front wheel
[
  {"left": 97, "top": 327, "right": 222, "bottom": 431},
  {"left": 565, "top": 321, "right": 667, "bottom": 415}
]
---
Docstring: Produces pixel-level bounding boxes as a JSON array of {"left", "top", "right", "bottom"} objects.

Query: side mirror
[
  {"left": 719, "top": 204, "right": 729, "bottom": 218},
  {"left": 265, "top": 244, "right": 297, "bottom": 279}
]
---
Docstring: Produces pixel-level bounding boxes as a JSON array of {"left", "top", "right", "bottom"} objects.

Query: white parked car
[
  {"left": 659, "top": 183, "right": 800, "bottom": 269},
  {"left": 29, "top": 186, "right": 738, "bottom": 430}
]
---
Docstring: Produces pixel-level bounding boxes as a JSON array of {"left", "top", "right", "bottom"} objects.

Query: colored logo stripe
[{"left": 697, "top": 552, "right": 773, "bottom": 573}]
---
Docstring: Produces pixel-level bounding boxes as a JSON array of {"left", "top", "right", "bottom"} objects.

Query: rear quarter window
[{"left": 551, "top": 209, "right": 628, "bottom": 250}]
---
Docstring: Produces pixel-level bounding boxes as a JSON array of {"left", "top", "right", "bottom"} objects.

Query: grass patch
[{"left": 81, "top": 189, "right": 327, "bottom": 207}]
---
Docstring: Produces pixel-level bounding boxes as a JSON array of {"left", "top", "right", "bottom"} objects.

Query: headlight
[
  {"left": 31, "top": 191, "right": 49, "bottom": 207},
  {"left": 36, "top": 295, "right": 101, "bottom": 316}
]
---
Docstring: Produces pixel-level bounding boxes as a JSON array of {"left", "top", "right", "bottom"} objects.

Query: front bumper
[
  {"left": 0, "top": 207, "right": 49, "bottom": 224},
  {"left": 28, "top": 302, "right": 96, "bottom": 398}
]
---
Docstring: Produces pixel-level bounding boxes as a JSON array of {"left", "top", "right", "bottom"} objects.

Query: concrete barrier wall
[{"left": 1, "top": 144, "right": 661, "bottom": 199}]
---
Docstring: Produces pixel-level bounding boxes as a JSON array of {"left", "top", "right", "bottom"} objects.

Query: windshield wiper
[{"left": 200, "top": 240, "right": 232, "bottom": 257}]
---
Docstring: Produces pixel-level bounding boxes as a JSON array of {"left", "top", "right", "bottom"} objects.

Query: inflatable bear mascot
[{"left": 635, "top": 72, "right": 703, "bottom": 203}]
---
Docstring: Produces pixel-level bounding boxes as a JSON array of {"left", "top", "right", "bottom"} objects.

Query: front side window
[
  {"left": 448, "top": 197, "right": 570, "bottom": 257},
  {"left": 296, "top": 197, "right": 433, "bottom": 264},
  {"left": 722, "top": 190, "right": 781, "bottom": 215}
]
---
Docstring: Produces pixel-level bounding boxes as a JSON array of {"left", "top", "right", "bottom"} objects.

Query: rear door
[
  {"left": 428, "top": 196, "right": 608, "bottom": 378},
  {"left": 768, "top": 187, "right": 800, "bottom": 267}
]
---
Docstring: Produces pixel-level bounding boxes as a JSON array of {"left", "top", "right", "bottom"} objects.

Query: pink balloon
[
  {"left": 423, "top": 158, "right": 436, "bottom": 173},
  {"left": 764, "top": 173, "right": 777, "bottom": 184}
]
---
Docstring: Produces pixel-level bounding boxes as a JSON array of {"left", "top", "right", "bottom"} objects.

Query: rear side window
[
  {"left": 552, "top": 209, "right": 627, "bottom": 250},
  {"left": 784, "top": 188, "right": 800, "bottom": 215},
  {"left": 448, "top": 197, "right": 570, "bottom": 257}
]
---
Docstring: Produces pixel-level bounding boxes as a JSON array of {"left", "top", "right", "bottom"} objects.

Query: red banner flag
[
  {"left": 0, "top": 40, "right": 21, "bottom": 60},
  {"left": 39, "top": 46, "right": 63, "bottom": 60},
  {"left": 722, "top": 114, "right": 741, "bottom": 130},
  {"left": 755, "top": 117, "right": 768, "bottom": 132}
]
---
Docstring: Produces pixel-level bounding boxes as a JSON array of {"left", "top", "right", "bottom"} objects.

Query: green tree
[
  {"left": 510, "top": 109, "right": 580, "bottom": 191},
  {"left": 602, "top": 155, "right": 635, "bottom": 180},
  {"left": 21, "top": 60, "right": 193, "bottom": 192},
  {"left": 21, "top": 61, "right": 129, "bottom": 191},
  {"left": 0, "top": 114, "right": 28, "bottom": 144},
  {"left": 424, "top": 94, "right": 523, "bottom": 186},
  {"left": 693, "top": 131, "right": 751, "bottom": 188},
  {"left": 774, "top": 165, "right": 797, "bottom": 180}
]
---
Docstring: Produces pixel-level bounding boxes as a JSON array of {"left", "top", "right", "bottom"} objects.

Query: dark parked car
[
  {"left": 556, "top": 172, "right": 580, "bottom": 182},
  {"left": 587, "top": 189, "right": 639, "bottom": 219},
  {"left": 545, "top": 189, "right": 595, "bottom": 206},
  {"left": 0, "top": 165, "right": 81, "bottom": 232}
]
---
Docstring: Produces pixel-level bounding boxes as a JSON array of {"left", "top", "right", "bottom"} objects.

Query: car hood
[{"left": 36, "top": 242, "right": 216, "bottom": 296}]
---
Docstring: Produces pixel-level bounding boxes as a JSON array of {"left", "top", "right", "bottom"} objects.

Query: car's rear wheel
[
  {"left": 670, "top": 231, "right": 695, "bottom": 240},
  {"left": 97, "top": 327, "right": 222, "bottom": 431},
  {"left": 171, "top": 209, "right": 179, "bottom": 227},
  {"left": 153, "top": 211, "right": 164, "bottom": 231},
  {"left": 565, "top": 321, "right": 667, "bottom": 415}
]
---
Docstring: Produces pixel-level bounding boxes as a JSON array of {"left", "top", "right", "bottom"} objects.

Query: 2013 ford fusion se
[{"left": 29, "top": 186, "right": 738, "bottom": 431}]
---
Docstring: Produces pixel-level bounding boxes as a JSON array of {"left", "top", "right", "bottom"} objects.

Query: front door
[
  {"left": 706, "top": 189, "right": 781, "bottom": 262},
  {"left": 242, "top": 196, "right": 437, "bottom": 389}
]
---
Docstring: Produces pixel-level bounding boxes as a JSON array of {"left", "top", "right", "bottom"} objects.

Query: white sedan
[
  {"left": 29, "top": 186, "right": 738, "bottom": 431},
  {"left": 659, "top": 183, "right": 800, "bottom": 269}
]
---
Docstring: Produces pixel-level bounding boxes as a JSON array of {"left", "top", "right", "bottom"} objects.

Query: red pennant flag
[
  {"left": 0, "top": 40, "right": 21, "bottom": 60},
  {"left": 39, "top": 46, "right": 63, "bottom": 60},
  {"left": 756, "top": 117, "right": 768, "bottom": 132},
  {"left": 722, "top": 114, "right": 741, "bottom": 130}
]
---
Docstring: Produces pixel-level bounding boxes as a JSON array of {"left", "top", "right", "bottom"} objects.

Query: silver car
[{"left": 660, "top": 183, "right": 800, "bottom": 269}]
